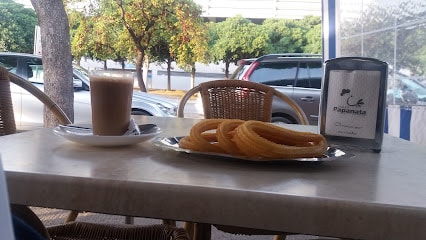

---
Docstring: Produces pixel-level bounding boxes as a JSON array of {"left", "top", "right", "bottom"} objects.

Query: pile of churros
[{"left": 178, "top": 119, "right": 328, "bottom": 160}]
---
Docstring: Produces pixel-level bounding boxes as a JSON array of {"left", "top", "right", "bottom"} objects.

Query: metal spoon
[
  {"left": 58, "top": 123, "right": 159, "bottom": 135},
  {"left": 137, "top": 124, "right": 159, "bottom": 134}
]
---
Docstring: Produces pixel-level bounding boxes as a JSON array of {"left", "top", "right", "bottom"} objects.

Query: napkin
[{"left": 124, "top": 118, "right": 140, "bottom": 136}]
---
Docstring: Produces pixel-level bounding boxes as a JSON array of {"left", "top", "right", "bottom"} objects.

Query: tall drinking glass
[{"left": 89, "top": 71, "right": 134, "bottom": 136}]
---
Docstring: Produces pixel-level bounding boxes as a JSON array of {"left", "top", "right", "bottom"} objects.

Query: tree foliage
[
  {"left": 0, "top": 0, "right": 37, "bottom": 53},
  {"left": 88, "top": 0, "right": 205, "bottom": 91},
  {"left": 297, "top": 16, "right": 322, "bottom": 54},
  {"left": 208, "top": 16, "right": 269, "bottom": 78},
  {"left": 170, "top": 0, "right": 207, "bottom": 67},
  {"left": 262, "top": 18, "right": 302, "bottom": 53},
  {"left": 169, "top": 0, "right": 208, "bottom": 87},
  {"left": 68, "top": 10, "right": 91, "bottom": 63},
  {"left": 207, "top": 15, "right": 321, "bottom": 78},
  {"left": 262, "top": 16, "right": 322, "bottom": 54},
  {"left": 65, "top": 2, "right": 323, "bottom": 85},
  {"left": 67, "top": 3, "right": 132, "bottom": 69}
]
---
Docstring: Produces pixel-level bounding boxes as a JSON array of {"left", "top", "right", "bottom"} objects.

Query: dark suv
[{"left": 232, "top": 53, "right": 323, "bottom": 125}]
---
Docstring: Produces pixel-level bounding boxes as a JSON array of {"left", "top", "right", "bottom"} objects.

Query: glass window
[
  {"left": 308, "top": 62, "right": 323, "bottom": 89},
  {"left": 26, "top": 57, "right": 43, "bottom": 84},
  {"left": 249, "top": 62, "right": 298, "bottom": 86},
  {"left": 296, "top": 63, "right": 310, "bottom": 88},
  {"left": 295, "top": 62, "right": 322, "bottom": 89},
  {"left": 339, "top": 0, "right": 426, "bottom": 106},
  {"left": 0, "top": 56, "right": 18, "bottom": 74},
  {"left": 233, "top": 64, "right": 251, "bottom": 80},
  {"left": 400, "top": 78, "right": 426, "bottom": 99}
]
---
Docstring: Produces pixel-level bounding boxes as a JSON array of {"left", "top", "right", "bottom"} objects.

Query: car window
[
  {"left": 249, "top": 62, "right": 298, "bottom": 86},
  {"left": 294, "top": 62, "right": 322, "bottom": 89},
  {"left": 73, "top": 64, "right": 89, "bottom": 77},
  {"left": 0, "top": 56, "right": 18, "bottom": 74},
  {"left": 296, "top": 63, "right": 311, "bottom": 88},
  {"left": 26, "top": 57, "right": 43, "bottom": 84},
  {"left": 308, "top": 62, "right": 323, "bottom": 89},
  {"left": 400, "top": 78, "right": 426, "bottom": 95},
  {"left": 234, "top": 64, "right": 250, "bottom": 80}
]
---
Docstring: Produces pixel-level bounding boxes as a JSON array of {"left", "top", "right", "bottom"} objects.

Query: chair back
[
  {"left": 0, "top": 66, "right": 71, "bottom": 136},
  {"left": 47, "top": 222, "right": 190, "bottom": 240},
  {"left": 0, "top": 67, "right": 17, "bottom": 135},
  {"left": 178, "top": 79, "right": 308, "bottom": 124}
]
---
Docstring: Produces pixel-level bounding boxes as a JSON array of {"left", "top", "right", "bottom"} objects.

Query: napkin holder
[{"left": 319, "top": 57, "right": 388, "bottom": 153}]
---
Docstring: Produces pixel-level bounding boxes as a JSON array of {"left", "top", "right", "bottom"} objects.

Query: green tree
[
  {"left": 262, "top": 18, "right": 301, "bottom": 53},
  {"left": 297, "top": 16, "right": 322, "bottom": 54},
  {"left": 91, "top": 13, "right": 129, "bottom": 68},
  {"left": 145, "top": 0, "right": 207, "bottom": 90},
  {"left": 90, "top": 0, "right": 207, "bottom": 92},
  {"left": 209, "top": 16, "right": 269, "bottom": 78},
  {"left": 0, "top": 0, "right": 37, "bottom": 53},
  {"left": 170, "top": 0, "right": 208, "bottom": 88},
  {"left": 68, "top": 10, "right": 91, "bottom": 65},
  {"left": 303, "top": 24, "right": 322, "bottom": 54},
  {"left": 261, "top": 16, "right": 322, "bottom": 54},
  {"left": 68, "top": 2, "right": 133, "bottom": 70},
  {"left": 99, "top": 0, "right": 177, "bottom": 92}
]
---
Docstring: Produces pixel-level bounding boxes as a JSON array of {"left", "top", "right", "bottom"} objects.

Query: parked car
[
  {"left": 229, "top": 58, "right": 255, "bottom": 80},
  {"left": 231, "top": 53, "right": 323, "bottom": 125},
  {"left": 387, "top": 77, "right": 426, "bottom": 105},
  {"left": 231, "top": 54, "right": 426, "bottom": 125},
  {"left": 0, "top": 52, "right": 178, "bottom": 130}
]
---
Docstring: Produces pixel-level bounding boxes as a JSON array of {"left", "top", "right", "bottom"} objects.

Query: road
[{"left": 151, "top": 91, "right": 204, "bottom": 119}]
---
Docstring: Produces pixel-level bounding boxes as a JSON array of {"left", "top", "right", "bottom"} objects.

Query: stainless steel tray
[{"left": 153, "top": 136, "right": 352, "bottom": 162}]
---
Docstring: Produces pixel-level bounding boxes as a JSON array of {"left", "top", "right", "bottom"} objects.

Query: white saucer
[{"left": 53, "top": 126, "right": 161, "bottom": 147}]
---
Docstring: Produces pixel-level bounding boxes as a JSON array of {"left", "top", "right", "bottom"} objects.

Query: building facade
[{"left": 195, "top": 0, "right": 321, "bottom": 22}]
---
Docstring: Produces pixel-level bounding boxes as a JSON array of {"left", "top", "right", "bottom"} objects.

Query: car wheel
[
  {"left": 131, "top": 109, "right": 152, "bottom": 116},
  {"left": 271, "top": 115, "right": 296, "bottom": 124}
]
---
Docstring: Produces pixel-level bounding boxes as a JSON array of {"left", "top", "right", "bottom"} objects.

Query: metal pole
[
  {"left": 393, "top": 17, "right": 397, "bottom": 105},
  {"left": 361, "top": 0, "right": 364, "bottom": 56}
]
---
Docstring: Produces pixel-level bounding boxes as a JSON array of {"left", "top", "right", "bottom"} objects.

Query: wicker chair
[
  {"left": 0, "top": 67, "right": 72, "bottom": 134},
  {"left": 178, "top": 79, "right": 308, "bottom": 124},
  {"left": 178, "top": 79, "right": 309, "bottom": 240},
  {"left": 12, "top": 205, "right": 190, "bottom": 240},
  {"left": 0, "top": 67, "right": 190, "bottom": 240},
  {"left": 0, "top": 66, "right": 78, "bottom": 223}
]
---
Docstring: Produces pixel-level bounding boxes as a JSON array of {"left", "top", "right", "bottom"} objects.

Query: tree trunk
[
  {"left": 190, "top": 65, "right": 196, "bottom": 89},
  {"left": 143, "top": 56, "right": 149, "bottom": 90},
  {"left": 167, "top": 59, "right": 171, "bottom": 91},
  {"left": 104, "top": 60, "right": 107, "bottom": 70},
  {"left": 225, "top": 61, "right": 230, "bottom": 79},
  {"left": 135, "top": 51, "right": 147, "bottom": 92},
  {"left": 30, "top": 0, "right": 74, "bottom": 126}
]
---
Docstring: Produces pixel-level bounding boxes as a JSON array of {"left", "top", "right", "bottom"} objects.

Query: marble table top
[{"left": 1, "top": 116, "right": 426, "bottom": 240}]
